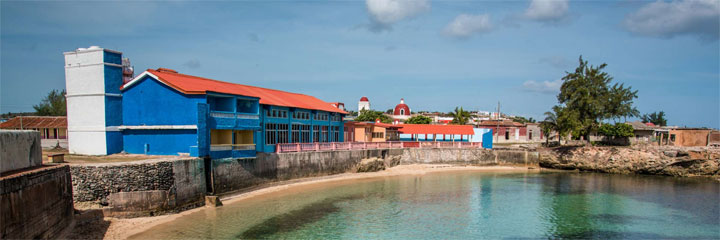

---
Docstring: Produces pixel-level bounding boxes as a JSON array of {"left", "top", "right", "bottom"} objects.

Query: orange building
[{"left": 344, "top": 121, "right": 400, "bottom": 142}]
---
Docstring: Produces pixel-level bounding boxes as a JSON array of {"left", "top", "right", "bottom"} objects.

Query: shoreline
[{"left": 68, "top": 164, "right": 541, "bottom": 240}]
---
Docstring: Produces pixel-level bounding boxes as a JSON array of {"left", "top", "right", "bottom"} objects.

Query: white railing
[
  {"left": 276, "top": 141, "right": 485, "bottom": 153},
  {"left": 210, "top": 112, "right": 260, "bottom": 119},
  {"left": 211, "top": 144, "right": 255, "bottom": 151}
]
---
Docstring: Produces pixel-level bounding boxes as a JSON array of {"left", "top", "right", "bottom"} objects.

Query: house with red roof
[
  {"left": 0, "top": 116, "right": 68, "bottom": 148},
  {"left": 64, "top": 46, "right": 346, "bottom": 157}
]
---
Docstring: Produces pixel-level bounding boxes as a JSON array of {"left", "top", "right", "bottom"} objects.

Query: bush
[{"left": 599, "top": 123, "right": 634, "bottom": 138}]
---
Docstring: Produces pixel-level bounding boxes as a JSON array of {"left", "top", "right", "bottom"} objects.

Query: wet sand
[{"left": 67, "top": 164, "right": 540, "bottom": 240}]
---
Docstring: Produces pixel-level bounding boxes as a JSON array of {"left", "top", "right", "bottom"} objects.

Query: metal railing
[
  {"left": 276, "top": 141, "right": 484, "bottom": 153},
  {"left": 210, "top": 112, "right": 260, "bottom": 120},
  {"left": 210, "top": 144, "right": 256, "bottom": 151}
]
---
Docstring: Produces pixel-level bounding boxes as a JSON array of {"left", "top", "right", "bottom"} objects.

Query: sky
[{"left": 1, "top": 0, "right": 718, "bottom": 128}]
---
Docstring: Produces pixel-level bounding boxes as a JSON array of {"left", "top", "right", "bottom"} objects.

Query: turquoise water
[{"left": 131, "top": 172, "right": 720, "bottom": 239}]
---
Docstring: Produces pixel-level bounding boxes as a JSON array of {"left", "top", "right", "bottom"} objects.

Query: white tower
[
  {"left": 64, "top": 46, "right": 124, "bottom": 155},
  {"left": 358, "top": 96, "right": 370, "bottom": 113}
]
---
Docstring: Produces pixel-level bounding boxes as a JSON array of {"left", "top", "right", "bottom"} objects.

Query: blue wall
[
  {"left": 122, "top": 76, "right": 206, "bottom": 126},
  {"left": 123, "top": 129, "right": 198, "bottom": 155},
  {"left": 103, "top": 51, "right": 122, "bottom": 65}
]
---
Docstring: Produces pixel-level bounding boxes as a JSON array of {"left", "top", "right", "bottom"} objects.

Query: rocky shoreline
[{"left": 540, "top": 145, "right": 720, "bottom": 180}]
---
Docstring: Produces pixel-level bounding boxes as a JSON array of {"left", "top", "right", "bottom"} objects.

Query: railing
[
  {"left": 276, "top": 141, "right": 485, "bottom": 153},
  {"left": 210, "top": 144, "right": 256, "bottom": 151},
  {"left": 210, "top": 112, "right": 260, "bottom": 120}
]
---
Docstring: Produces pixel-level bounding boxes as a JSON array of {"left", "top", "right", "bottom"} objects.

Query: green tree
[
  {"left": 598, "top": 123, "right": 634, "bottom": 138},
  {"left": 33, "top": 89, "right": 66, "bottom": 116},
  {"left": 540, "top": 111, "right": 559, "bottom": 145},
  {"left": 385, "top": 109, "right": 393, "bottom": 114},
  {"left": 511, "top": 116, "right": 536, "bottom": 124},
  {"left": 406, "top": 115, "right": 432, "bottom": 124},
  {"left": 641, "top": 111, "right": 667, "bottom": 126},
  {"left": 555, "top": 56, "right": 638, "bottom": 140},
  {"left": 449, "top": 107, "right": 471, "bottom": 125},
  {"left": 356, "top": 109, "right": 392, "bottom": 123}
]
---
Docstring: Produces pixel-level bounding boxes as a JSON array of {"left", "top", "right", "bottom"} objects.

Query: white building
[{"left": 358, "top": 96, "right": 370, "bottom": 112}]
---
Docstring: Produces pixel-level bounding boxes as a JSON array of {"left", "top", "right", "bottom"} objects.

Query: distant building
[
  {"left": 476, "top": 120, "right": 543, "bottom": 143},
  {"left": 344, "top": 120, "right": 400, "bottom": 142},
  {"left": 0, "top": 116, "right": 68, "bottom": 148},
  {"left": 330, "top": 102, "right": 345, "bottom": 111},
  {"left": 391, "top": 98, "right": 411, "bottom": 121},
  {"left": 358, "top": 96, "right": 370, "bottom": 112}
]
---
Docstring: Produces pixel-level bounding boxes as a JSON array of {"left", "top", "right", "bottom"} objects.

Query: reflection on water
[{"left": 131, "top": 172, "right": 720, "bottom": 239}]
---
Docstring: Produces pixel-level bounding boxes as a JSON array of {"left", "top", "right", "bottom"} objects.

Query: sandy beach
[{"left": 66, "top": 164, "right": 541, "bottom": 240}]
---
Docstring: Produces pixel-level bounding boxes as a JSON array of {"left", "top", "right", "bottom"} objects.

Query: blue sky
[{"left": 1, "top": 0, "right": 718, "bottom": 128}]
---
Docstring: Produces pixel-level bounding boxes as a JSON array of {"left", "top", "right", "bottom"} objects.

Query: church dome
[
  {"left": 360, "top": 96, "right": 369, "bottom": 102},
  {"left": 393, "top": 98, "right": 410, "bottom": 116}
]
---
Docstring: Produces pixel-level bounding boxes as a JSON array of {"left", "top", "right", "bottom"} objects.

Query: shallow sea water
[{"left": 130, "top": 172, "right": 720, "bottom": 239}]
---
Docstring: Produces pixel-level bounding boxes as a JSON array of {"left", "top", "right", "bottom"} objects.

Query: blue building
[{"left": 64, "top": 47, "right": 346, "bottom": 158}]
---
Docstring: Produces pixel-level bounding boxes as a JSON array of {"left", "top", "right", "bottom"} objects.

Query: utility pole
[{"left": 495, "top": 101, "right": 500, "bottom": 142}]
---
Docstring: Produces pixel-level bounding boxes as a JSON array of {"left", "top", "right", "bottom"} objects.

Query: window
[
  {"left": 272, "top": 110, "right": 278, "bottom": 118},
  {"left": 322, "top": 126, "right": 329, "bottom": 142},
  {"left": 293, "top": 111, "right": 310, "bottom": 120},
  {"left": 372, "top": 132, "right": 384, "bottom": 139},
  {"left": 265, "top": 123, "right": 276, "bottom": 145},
  {"left": 670, "top": 134, "right": 676, "bottom": 142},
  {"left": 278, "top": 124, "right": 288, "bottom": 144},
  {"left": 400, "top": 109, "right": 405, "bottom": 115},
  {"left": 292, "top": 124, "right": 301, "bottom": 143},
  {"left": 333, "top": 126, "right": 340, "bottom": 141},
  {"left": 301, "top": 125, "right": 311, "bottom": 142},
  {"left": 315, "top": 113, "right": 329, "bottom": 121},
  {"left": 313, "top": 126, "right": 320, "bottom": 142}
]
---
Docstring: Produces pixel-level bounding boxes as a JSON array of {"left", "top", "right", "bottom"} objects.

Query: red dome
[
  {"left": 360, "top": 96, "right": 369, "bottom": 102},
  {"left": 393, "top": 98, "right": 410, "bottom": 116}
]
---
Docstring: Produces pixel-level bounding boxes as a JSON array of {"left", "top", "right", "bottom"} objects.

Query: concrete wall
[
  {"left": 1, "top": 130, "right": 42, "bottom": 175},
  {"left": 400, "top": 148, "right": 539, "bottom": 166},
  {"left": 41, "top": 139, "right": 69, "bottom": 149},
  {"left": 209, "top": 148, "right": 537, "bottom": 195},
  {"left": 1, "top": 165, "right": 74, "bottom": 239},
  {"left": 70, "top": 158, "right": 206, "bottom": 217}
]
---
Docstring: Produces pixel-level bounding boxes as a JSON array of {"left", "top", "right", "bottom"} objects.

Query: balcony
[
  {"left": 209, "top": 111, "right": 260, "bottom": 130},
  {"left": 210, "top": 144, "right": 256, "bottom": 159}
]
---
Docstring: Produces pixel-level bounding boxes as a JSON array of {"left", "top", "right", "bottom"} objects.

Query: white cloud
[
  {"left": 524, "top": 0, "right": 569, "bottom": 22},
  {"left": 523, "top": 80, "right": 562, "bottom": 94},
  {"left": 443, "top": 14, "right": 492, "bottom": 38},
  {"left": 623, "top": 0, "right": 720, "bottom": 41},
  {"left": 365, "top": 0, "right": 430, "bottom": 32}
]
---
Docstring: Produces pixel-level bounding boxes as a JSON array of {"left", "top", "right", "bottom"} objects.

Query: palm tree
[
  {"left": 449, "top": 107, "right": 471, "bottom": 125},
  {"left": 540, "top": 111, "right": 559, "bottom": 146}
]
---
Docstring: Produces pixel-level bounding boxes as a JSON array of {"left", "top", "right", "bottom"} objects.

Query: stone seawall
[
  {"left": 400, "top": 148, "right": 539, "bottom": 166},
  {"left": 70, "top": 158, "right": 206, "bottom": 217},
  {"left": 1, "top": 165, "right": 74, "bottom": 239},
  {"left": 69, "top": 148, "right": 540, "bottom": 217},
  {"left": 210, "top": 148, "right": 536, "bottom": 195},
  {"left": 211, "top": 149, "right": 403, "bottom": 195}
]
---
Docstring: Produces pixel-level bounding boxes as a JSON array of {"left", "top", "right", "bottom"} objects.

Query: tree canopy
[
  {"left": 449, "top": 107, "right": 471, "bottom": 125},
  {"left": 641, "top": 111, "right": 667, "bottom": 126},
  {"left": 33, "top": 89, "right": 66, "bottom": 116},
  {"left": 406, "top": 115, "right": 432, "bottom": 124},
  {"left": 511, "top": 116, "right": 536, "bottom": 124},
  {"left": 553, "top": 56, "right": 638, "bottom": 139},
  {"left": 356, "top": 109, "right": 392, "bottom": 123}
]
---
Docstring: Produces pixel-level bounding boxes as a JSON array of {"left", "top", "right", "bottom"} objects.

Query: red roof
[
  {"left": 645, "top": 122, "right": 656, "bottom": 127},
  {"left": 398, "top": 124, "right": 474, "bottom": 135},
  {"left": 360, "top": 96, "right": 369, "bottom": 101},
  {"left": 0, "top": 116, "right": 67, "bottom": 129},
  {"left": 123, "top": 69, "right": 347, "bottom": 114}
]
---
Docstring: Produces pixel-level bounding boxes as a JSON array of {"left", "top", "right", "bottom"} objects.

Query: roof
[
  {"left": 476, "top": 120, "right": 524, "bottom": 127},
  {"left": 122, "top": 68, "right": 347, "bottom": 114},
  {"left": 0, "top": 116, "right": 67, "bottom": 129},
  {"left": 360, "top": 96, "right": 369, "bottom": 101},
  {"left": 346, "top": 121, "right": 401, "bottom": 129},
  {"left": 398, "top": 124, "right": 474, "bottom": 135},
  {"left": 627, "top": 121, "right": 656, "bottom": 131}
]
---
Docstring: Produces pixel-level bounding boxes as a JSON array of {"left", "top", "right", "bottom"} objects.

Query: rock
[
  {"left": 205, "top": 196, "right": 223, "bottom": 207},
  {"left": 356, "top": 158, "right": 386, "bottom": 173},
  {"left": 540, "top": 146, "right": 720, "bottom": 178},
  {"left": 663, "top": 151, "right": 678, "bottom": 157}
]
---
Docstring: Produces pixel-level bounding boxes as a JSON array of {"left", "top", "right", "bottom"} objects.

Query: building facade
[
  {"left": 0, "top": 116, "right": 68, "bottom": 148},
  {"left": 65, "top": 47, "right": 346, "bottom": 158},
  {"left": 358, "top": 96, "right": 370, "bottom": 112}
]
